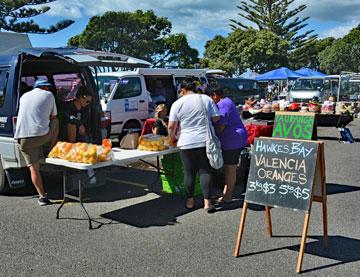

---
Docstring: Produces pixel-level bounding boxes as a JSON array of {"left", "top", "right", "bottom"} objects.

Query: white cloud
[
  {"left": 45, "top": 0, "right": 239, "bottom": 45},
  {"left": 321, "top": 20, "right": 359, "bottom": 39},
  {"left": 296, "top": 0, "right": 360, "bottom": 23},
  {"left": 43, "top": 0, "right": 360, "bottom": 48}
]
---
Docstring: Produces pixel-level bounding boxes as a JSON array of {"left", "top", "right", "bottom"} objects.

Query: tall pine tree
[
  {"left": 230, "top": 0, "right": 317, "bottom": 50},
  {"left": 0, "top": 0, "right": 74, "bottom": 33}
]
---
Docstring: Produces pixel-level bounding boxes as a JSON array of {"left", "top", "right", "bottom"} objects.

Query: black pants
[{"left": 180, "top": 147, "right": 212, "bottom": 199}]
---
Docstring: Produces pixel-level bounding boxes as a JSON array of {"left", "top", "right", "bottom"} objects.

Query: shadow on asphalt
[
  {"left": 100, "top": 194, "right": 193, "bottom": 227},
  {"left": 326, "top": 183, "right": 360, "bottom": 195},
  {"left": 237, "top": 235, "right": 360, "bottom": 274},
  {"left": 317, "top": 135, "right": 360, "bottom": 142}
]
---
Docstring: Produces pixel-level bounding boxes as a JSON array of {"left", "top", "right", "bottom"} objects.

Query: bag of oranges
[
  {"left": 49, "top": 139, "right": 112, "bottom": 164},
  {"left": 137, "top": 134, "right": 167, "bottom": 151}
]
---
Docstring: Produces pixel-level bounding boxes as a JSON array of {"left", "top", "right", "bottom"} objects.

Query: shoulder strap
[{"left": 199, "top": 94, "right": 209, "bottom": 122}]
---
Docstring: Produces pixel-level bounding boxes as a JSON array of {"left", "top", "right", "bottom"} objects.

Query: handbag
[
  {"left": 120, "top": 130, "right": 139, "bottom": 149},
  {"left": 199, "top": 95, "right": 224, "bottom": 169}
]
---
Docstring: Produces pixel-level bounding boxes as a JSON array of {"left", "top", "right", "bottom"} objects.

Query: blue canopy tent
[
  {"left": 255, "top": 67, "right": 304, "bottom": 81},
  {"left": 295, "top": 67, "right": 326, "bottom": 77},
  {"left": 256, "top": 67, "right": 305, "bottom": 99}
]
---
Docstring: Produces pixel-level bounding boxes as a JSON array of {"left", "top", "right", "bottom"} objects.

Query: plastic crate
[{"left": 161, "top": 153, "right": 202, "bottom": 196}]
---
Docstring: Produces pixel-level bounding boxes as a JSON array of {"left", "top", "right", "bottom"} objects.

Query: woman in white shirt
[{"left": 168, "top": 78, "right": 220, "bottom": 213}]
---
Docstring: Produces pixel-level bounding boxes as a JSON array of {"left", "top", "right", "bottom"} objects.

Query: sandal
[
  {"left": 216, "top": 196, "right": 233, "bottom": 205},
  {"left": 204, "top": 205, "right": 216, "bottom": 213}
]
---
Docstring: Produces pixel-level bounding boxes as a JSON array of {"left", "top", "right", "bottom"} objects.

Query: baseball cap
[{"left": 34, "top": 79, "right": 53, "bottom": 88}]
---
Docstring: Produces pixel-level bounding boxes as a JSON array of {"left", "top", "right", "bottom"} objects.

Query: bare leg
[
  {"left": 29, "top": 162, "right": 45, "bottom": 197},
  {"left": 204, "top": 198, "right": 212, "bottom": 209},
  {"left": 220, "top": 164, "right": 237, "bottom": 201},
  {"left": 49, "top": 118, "right": 59, "bottom": 148}
]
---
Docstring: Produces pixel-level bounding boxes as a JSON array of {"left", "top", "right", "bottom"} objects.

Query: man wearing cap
[{"left": 15, "top": 79, "right": 59, "bottom": 206}]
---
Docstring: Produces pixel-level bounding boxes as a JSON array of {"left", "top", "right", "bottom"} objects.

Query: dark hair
[
  {"left": 75, "top": 86, "right": 92, "bottom": 99},
  {"left": 179, "top": 77, "right": 196, "bottom": 92},
  {"left": 206, "top": 82, "right": 224, "bottom": 97}
]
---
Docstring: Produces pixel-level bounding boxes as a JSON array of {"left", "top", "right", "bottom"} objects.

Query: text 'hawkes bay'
[{"left": 255, "top": 140, "right": 315, "bottom": 158}]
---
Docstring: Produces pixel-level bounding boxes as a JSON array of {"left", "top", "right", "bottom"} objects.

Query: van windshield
[
  {"left": 292, "top": 79, "right": 323, "bottom": 91},
  {"left": 96, "top": 76, "right": 118, "bottom": 99}
]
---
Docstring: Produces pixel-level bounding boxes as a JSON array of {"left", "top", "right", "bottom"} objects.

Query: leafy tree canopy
[
  {"left": 68, "top": 10, "right": 198, "bottom": 68},
  {"left": 230, "top": 0, "right": 317, "bottom": 51},
  {"left": 202, "top": 29, "right": 289, "bottom": 75},
  {"left": 319, "top": 25, "right": 360, "bottom": 74},
  {"left": 0, "top": 0, "right": 74, "bottom": 33},
  {"left": 200, "top": 35, "right": 236, "bottom": 74},
  {"left": 289, "top": 37, "right": 335, "bottom": 70}
]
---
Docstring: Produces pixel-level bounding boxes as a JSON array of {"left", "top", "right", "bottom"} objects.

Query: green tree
[
  {"left": 200, "top": 35, "right": 236, "bottom": 74},
  {"left": 318, "top": 24, "right": 360, "bottom": 74},
  {"left": 230, "top": 0, "right": 317, "bottom": 50},
  {"left": 154, "top": 33, "right": 198, "bottom": 68},
  {"left": 229, "top": 29, "right": 289, "bottom": 73},
  {"left": 319, "top": 40, "right": 359, "bottom": 74},
  {"left": 0, "top": 0, "right": 74, "bottom": 33},
  {"left": 289, "top": 37, "right": 335, "bottom": 69},
  {"left": 68, "top": 10, "right": 198, "bottom": 68},
  {"left": 202, "top": 29, "right": 289, "bottom": 75}
]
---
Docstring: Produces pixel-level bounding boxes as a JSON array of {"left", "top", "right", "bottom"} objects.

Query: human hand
[{"left": 79, "top": 125, "right": 86, "bottom": 135}]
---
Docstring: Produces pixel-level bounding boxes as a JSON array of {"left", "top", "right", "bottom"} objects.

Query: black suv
[
  {"left": 0, "top": 47, "right": 135, "bottom": 193},
  {"left": 208, "top": 77, "right": 262, "bottom": 104}
]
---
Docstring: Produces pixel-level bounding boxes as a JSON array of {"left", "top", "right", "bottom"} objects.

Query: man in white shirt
[{"left": 15, "top": 80, "right": 59, "bottom": 206}]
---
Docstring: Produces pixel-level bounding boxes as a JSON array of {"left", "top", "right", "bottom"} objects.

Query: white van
[{"left": 96, "top": 68, "right": 208, "bottom": 139}]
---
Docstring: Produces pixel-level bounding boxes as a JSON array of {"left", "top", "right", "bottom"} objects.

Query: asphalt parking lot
[{"left": 1, "top": 121, "right": 360, "bottom": 276}]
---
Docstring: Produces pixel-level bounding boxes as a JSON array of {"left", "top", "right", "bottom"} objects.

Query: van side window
[
  {"left": 0, "top": 69, "right": 9, "bottom": 107},
  {"left": 97, "top": 76, "right": 117, "bottom": 98},
  {"left": 113, "top": 77, "right": 141, "bottom": 99}
]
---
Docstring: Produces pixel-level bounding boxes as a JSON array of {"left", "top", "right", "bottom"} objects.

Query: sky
[{"left": 27, "top": 0, "right": 360, "bottom": 56}]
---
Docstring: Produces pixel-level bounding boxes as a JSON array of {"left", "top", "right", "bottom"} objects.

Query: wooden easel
[{"left": 234, "top": 142, "right": 327, "bottom": 273}]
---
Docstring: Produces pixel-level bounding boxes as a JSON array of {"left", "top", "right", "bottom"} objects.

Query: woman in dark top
[
  {"left": 62, "top": 86, "right": 92, "bottom": 142},
  {"left": 152, "top": 104, "right": 168, "bottom": 136}
]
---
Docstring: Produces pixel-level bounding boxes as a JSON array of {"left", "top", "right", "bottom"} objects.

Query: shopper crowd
[{"left": 168, "top": 77, "right": 248, "bottom": 213}]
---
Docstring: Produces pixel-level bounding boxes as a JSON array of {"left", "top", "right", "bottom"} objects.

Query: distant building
[{"left": 0, "top": 32, "right": 32, "bottom": 55}]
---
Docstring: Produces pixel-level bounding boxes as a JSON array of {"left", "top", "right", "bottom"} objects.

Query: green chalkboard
[
  {"left": 272, "top": 112, "right": 316, "bottom": 140},
  {"left": 245, "top": 137, "right": 319, "bottom": 212}
]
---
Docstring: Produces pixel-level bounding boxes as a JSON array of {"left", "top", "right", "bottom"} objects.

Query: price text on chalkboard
[
  {"left": 245, "top": 138, "right": 319, "bottom": 212},
  {"left": 272, "top": 112, "right": 315, "bottom": 140}
]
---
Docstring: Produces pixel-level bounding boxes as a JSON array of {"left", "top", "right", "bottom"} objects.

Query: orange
[{"left": 102, "top": 139, "right": 112, "bottom": 148}]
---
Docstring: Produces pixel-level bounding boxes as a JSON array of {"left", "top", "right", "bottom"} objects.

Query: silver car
[{"left": 289, "top": 77, "right": 325, "bottom": 102}]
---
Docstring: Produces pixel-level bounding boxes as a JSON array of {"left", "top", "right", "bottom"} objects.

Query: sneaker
[{"left": 38, "top": 196, "right": 52, "bottom": 206}]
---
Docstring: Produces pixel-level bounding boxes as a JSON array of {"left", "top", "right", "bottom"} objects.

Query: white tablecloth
[{"left": 45, "top": 147, "right": 180, "bottom": 170}]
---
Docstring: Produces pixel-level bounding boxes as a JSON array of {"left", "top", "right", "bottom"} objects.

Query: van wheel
[
  {"left": 119, "top": 120, "right": 142, "bottom": 141},
  {"left": 0, "top": 160, "right": 9, "bottom": 194}
]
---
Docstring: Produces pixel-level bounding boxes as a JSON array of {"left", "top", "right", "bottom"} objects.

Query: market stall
[
  {"left": 242, "top": 111, "right": 353, "bottom": 128},
  {"left": 46, "top": 139, "right": 179, "bottom": 229}
]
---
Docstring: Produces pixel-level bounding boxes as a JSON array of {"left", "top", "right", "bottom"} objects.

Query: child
[{"left": 152, "top": 104, "right": 168, "bottom": 136}]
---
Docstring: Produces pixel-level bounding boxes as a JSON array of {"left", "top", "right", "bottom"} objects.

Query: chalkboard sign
[
  {"left": 245, "top": 137, "right": 319, "bottom": 212},
  {"left": 272, "top": 112, "right": 315, "bottom": 140}
]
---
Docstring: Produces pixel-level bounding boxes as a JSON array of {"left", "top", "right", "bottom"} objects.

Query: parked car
[
  {"left": 207, "top": 77, "right": 262, "bottom": 105},
  {"left": 289, "top": 77, "right": 325, "bottom": 102},
  {"left": 0, "top": 47, "right": 137, "bottom": 193}
]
